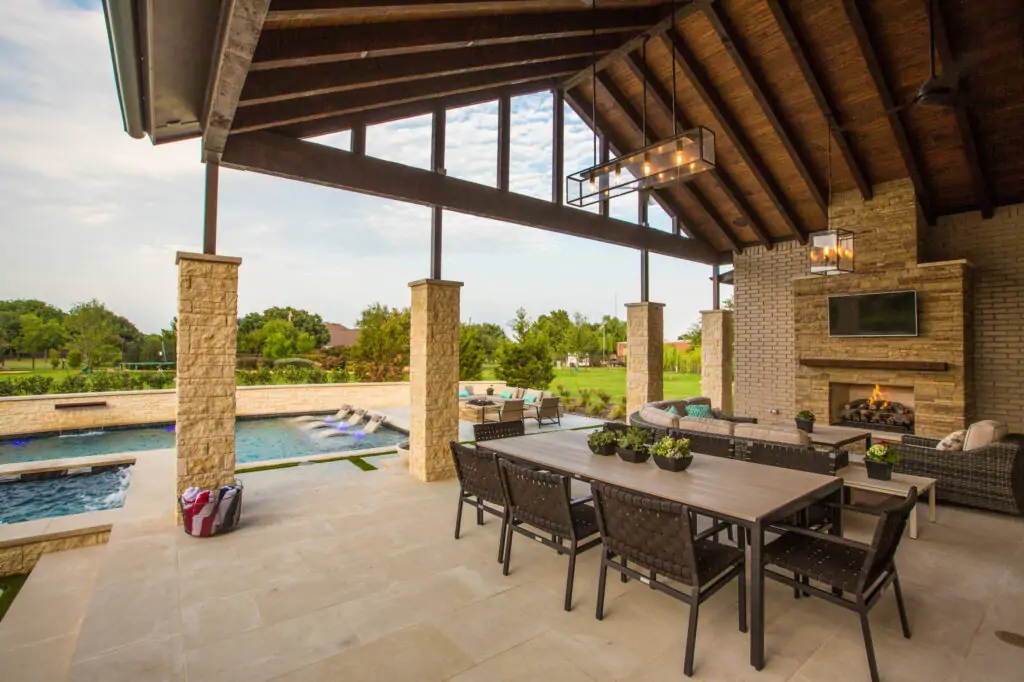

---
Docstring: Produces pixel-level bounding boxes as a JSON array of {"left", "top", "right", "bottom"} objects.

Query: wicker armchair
[
  {"left": 449, "top": 442, "right": 508, "bottom": 562},
  {"left": 897, "top": 434, "right": 1024, "bottom": 515},
  {"left": 473, "top": 420, "right": 525, "bottom": 443},
  {"left": 591, "top": 482, "right": 746, "bottom": 677}
]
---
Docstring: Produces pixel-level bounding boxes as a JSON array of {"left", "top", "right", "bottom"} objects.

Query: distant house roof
[{"left": 325, "top": 323, "right": 361, "bottom": 348}]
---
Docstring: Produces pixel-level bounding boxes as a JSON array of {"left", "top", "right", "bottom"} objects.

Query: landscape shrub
[
  {"left": 607, "top": 404, "right": 627, "bottom": 421},
  {"left": 585, "top": 399, "right": 605, "bottom": 417},
  {"left": 273, "top": 357, "right": 315, "bottom": 368},
  {"left": 48, "top": 349, "right": 60, "bottom": 369},
  {"left": 66, "top": 349, "right": 83, "bottom": 370}
]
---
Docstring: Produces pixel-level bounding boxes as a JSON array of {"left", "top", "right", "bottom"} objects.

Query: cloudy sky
[{"left": 0, "top": 0, "right": 729, "bottom": 338}]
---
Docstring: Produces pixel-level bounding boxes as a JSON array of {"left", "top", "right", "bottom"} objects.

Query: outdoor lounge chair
[
  {"left": 450, "top": 442, "right": 508, "bottom": 563},
  {"left": 591, "top": 482, "right": 746, "bottom": 677},
  {"left": 473, "top": 421, "right": 524, "bottom": 443},
  {"left": 346, "top": 408, "right": 367, "bottom": 426},
  {"left": 525, "top": 396, "right": 561, "bottom": 426},
  {"left": 496, "top": 399, "right": 525, "bottom": 423},
  {"left": 497, "top": 458, "right": 601, "bottom": 611},
  {"left": 763, "top": 488, "right": 918, "bottom": 682},
  {"left": 362, "top": 413, "right": 387, "bottom": 434}
]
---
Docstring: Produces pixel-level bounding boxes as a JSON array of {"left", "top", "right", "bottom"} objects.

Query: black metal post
[
  {"left": 599, "top": 135, "right": 610, "bottom": 218},
  {"left": 351, "top": 124, "right": 366, "bottom": 155},
  {"left": 639, "top": 190, "right": 649, "bottom": 303},
  {"left": 497, "top": 93, "right": 511, "bottom": 192},
  {"left": 430, "top": 107, "right": 446, "bottom": 280},
  {"left": 203, "top": 162, "right": 219, "bottom": 255},
  {"left": 712, "top": 264, "right": 721, "bottom": 310},
  {"left": 552, "top": 88, "right": 564, "bottom": 204}
]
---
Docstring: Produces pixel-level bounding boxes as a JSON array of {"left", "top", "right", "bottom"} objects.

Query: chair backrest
[
  {"left": 474, "top": 420, "right": 525, "bottom": 442},
  {"left": 500, "top": 399, "right": 525, "bottom": 421},
  {"left": 498, "top": 458, "right": 574, "bottom": 538},
  {"left": 669, "top": 428, "right": 733, "bottom": 458},
  {"left": 449, "top": 441, "right": 504, "bottom": 506},
  {"left": 537, "top": 397, "right": 560, "bottom": 416},
  {"left": 859, "top": 487, "right": 918, "bottom": 591},
  {"left": 591, "top": 481, "right": 701, "bottom": 586},
  {"left": 735, "top": 439, "right": 837, "bottom": 475}
]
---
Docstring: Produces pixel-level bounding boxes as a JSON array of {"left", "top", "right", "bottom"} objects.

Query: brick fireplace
[{"left": 829, "top": 382, "right": 915, "bottom": 434}]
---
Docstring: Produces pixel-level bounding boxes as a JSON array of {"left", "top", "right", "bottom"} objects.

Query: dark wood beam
[
  {"left": 764, "top": 0, "right": 871, "bottom": 201},
  {"left": 623, "top": 52, "right": 772, "bottom": 249},
  {"left": 562, "top": 1, "right": 699, "bottom": 90},
  {"left": 933, "top": 0, "right": 992, "bottom": 219},
  {"left": 662, "top": 29, "right": 809, "bottom": 243},
  {"left": 273, "top": 79, "right": 554, "bottom": 139},
  {"left": 595, "top": 70, "right": 743, "bottom": 252},
  {"left": 202, "top": 0, "right": 272, "bottom": 161},
  {"left": 842, "top": 0, "right": 935, "bottom": 225},
  {"left": 552, "top": 87, "right": 564, "bottom": 204},
  {"left": 266, "top": 1, "right": 624, "bottom": 26},
  {"left": 564, "top": 87, "right": 712, "bottom": 251},
  {"left": 240, "top": 34, "right": 627, "bottom": 106},
  {"left": 221, "top": 132, "right": 723, "bottom": 264},
  {"left": 498, "top": 93, "right": 511, "bottom": 191},
  {"left": 232, "top": 58, "right": 587, "bottom": 134},
  {"left": 252, "top": 8, "right": 658, "bottom": 70}
]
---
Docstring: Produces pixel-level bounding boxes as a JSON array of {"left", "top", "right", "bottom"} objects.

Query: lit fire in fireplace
[
  {"left": 870, "top": 384, "right": 891, "bottom": 408},
  {"left": 838, "top": 384, "right": 914, "bottom": 433}
]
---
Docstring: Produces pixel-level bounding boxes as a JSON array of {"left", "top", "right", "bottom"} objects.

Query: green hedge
[
  {"left": 234, "top": 366, "right": 349, "bottom": 386},
  {"left": 0, "top": 372, "right": 177, "bottom": 397}
]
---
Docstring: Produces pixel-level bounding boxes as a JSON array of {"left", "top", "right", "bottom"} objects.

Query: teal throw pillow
[
  {"left": 524, "top": 395, "right": 537, "bottom": 404},
  {"left": 500, "top": 390, "right": 513, "bottom": 400},
  {"left": 458, "top": 389, "right": 470, "bottom": 398},
  {"left": 685, "top": 404, "right": 713, "bottom": 419},
  {"left": 666, "top": 405, "right": 680, "bottom": 416}
]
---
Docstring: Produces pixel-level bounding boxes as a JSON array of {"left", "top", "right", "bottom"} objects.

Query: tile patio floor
[{"left": 3, "top": 455, "right": 1024, "bottom": 681}]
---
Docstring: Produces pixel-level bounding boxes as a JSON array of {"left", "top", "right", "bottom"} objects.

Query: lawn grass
[
  {"left": 0, "top": 573, "right": 29, "bottom": 623},
  {"left": 0, "top": 358, "right": 78, "bottom": 379},
  {"left": 480, "top": 364, "right": 701, "bottom": 403}
]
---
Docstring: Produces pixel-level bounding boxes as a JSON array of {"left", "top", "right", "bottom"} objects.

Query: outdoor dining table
[{"left": 482, "top": 429, "right": 844, "bottom": 671}]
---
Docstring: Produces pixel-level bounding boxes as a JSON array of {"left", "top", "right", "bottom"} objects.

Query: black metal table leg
[{"left": 750, "top": 521, "right": 765, "bottom": 670}]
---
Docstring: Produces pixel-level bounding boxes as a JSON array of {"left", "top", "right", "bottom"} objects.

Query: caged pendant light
[{"left": 809, "top": 117, "right": 854, "bottom": 275}]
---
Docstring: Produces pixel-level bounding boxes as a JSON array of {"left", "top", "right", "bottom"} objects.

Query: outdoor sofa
[{"left": 459, "top": 384, "right": 564, "bottom": 420}]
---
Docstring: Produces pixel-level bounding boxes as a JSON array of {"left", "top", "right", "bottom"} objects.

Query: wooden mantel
[{"left": 799, "top": 359, "right": 949, "bottom": 372}]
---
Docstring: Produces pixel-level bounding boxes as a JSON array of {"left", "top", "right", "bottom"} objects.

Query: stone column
[
  {"left": 625, "top": 302, "right": 665, "bottom": 417},
  {"left": 409, "top": 279, "right": 462, "bottom": 482},
  {"left": 175, "top": 252, "right": 241, "bottom": 510},
  {"left": 701, "top": 309, "right": 734, "bottom": 415}
]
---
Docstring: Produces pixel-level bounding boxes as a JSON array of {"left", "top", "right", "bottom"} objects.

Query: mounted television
[{"left": 828, "top": 291, "right": 918, "bottom": 337}]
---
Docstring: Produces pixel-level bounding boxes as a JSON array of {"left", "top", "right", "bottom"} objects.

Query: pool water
[
  {"left": 0, "top": 417, "right": 407, "bottom": 466},
  {"left": 0, "top": 467, "right": 132, "bottom": 525}
]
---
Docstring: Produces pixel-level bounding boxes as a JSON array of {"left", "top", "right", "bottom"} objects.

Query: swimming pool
[
  {"left": 0, "top": 467, "right": 131, "bottom": 525},
  {"left": 0, "top": 417, "right": 407, "bottom": 466}
]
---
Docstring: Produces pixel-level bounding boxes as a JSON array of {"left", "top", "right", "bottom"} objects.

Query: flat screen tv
[{"left": 828, "top": 290, "right": 918, "bottom": 337}]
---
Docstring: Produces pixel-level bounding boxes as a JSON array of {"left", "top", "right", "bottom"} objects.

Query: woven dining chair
[
  {"left": 590, "top": 482, "right": 746, "bottom": 677},
  {"left": 473, "top": 420, "right": 525, "bottom": 443},
  {"left": 449, "top": 441, "right": 508, "bottom": 563},
  {"left": 497, "top": 458, "right": 602, "bottom": 611},
  {"left": 763, "top": 488, "right": 918, "bottom": 682}
]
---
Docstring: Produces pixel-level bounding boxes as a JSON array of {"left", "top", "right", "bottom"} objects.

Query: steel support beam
[
  {"left": 599, "top": 134, "right": 610, "bottom": 218},
  {"left": 639, "top": 190, "right": 650, "bottom": 303},
  {"left": 712, "top": 264, "right": 720, "bottom": 310},
  {"left": 203, "top": 162, "right": 220, "bottom": 255},
  {"left": 552, "top": 87, "right": 564, "bottom": 204},
  {"left": 431, "top": 107, "right": 446, "bottom": 279},
  {"left": 498, "top": 93, "right": 511, "bottom": 191},
  {"left": 350, "top": 124, "right": 366, "bottom": 155}
]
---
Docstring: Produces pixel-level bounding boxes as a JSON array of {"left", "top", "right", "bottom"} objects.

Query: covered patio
[{"left": 4, "top": 0, "right": 1023, "bottom": 680}]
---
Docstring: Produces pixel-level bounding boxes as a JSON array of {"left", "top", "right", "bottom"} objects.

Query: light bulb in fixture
[
  {"left": 641, "top": 154, "right": 652, "bottom": 176},
  {"left": 614, "top": 164, "right": 622, "bottom": 184},
  {"left": 674, "top": 141, "right": 685, "bottom": 165},
  {"left": 588, "top": 174, "right": 597, "bottom": 193}
]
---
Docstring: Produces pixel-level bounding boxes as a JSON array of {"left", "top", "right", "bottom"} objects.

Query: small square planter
[
  {"left": 653, "top": 454, "right": 692, "bottom": 472},
  {"left": 616, "top": 446, "right": 651, "bottom": 464},
  {"left": 865, "top": 460, "right": 893, "bottom": 481},
  {"left": 589, "top": 442, "right": 616, "bottom": 456},
  {"left": 795, "top": 418, "right": 815, "bottom": 433}
]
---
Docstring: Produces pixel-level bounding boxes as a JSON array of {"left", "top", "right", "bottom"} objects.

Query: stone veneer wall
[
  {"left": 0, "top": 528, "right": 110, "bottom": 578},
  {"left": 927, "top": 203, "right": 1024, "bottom": 433},
  {"left": 625, "top": 302, "right": 664, "bottom": 416},
  {"left": 701, "top": 310, "right": 734, "bottom": 415}
]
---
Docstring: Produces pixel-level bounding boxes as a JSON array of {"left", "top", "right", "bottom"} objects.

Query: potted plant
[
  {"left": 486, "top": 386, "right": 495, "bottom": 396},
  {"left": 650, "top": 435, "right": 693, "bottom": 472},
  {"left": 795, "top": 410, "right": 816, "bottom": 433},
  {"left": 616, "top": 426, "right": 652, "bottom": 464},
  {"left": 865, "top": 440, "right": 899, "bottom": 480},
  {"left": 587, "top": 429, "right": 617, "bottom": 456}
]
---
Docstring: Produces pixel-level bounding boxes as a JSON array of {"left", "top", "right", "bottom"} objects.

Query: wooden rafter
[
  {"left": 764, "top": 0, "right": 872, "bottom": 201},
  {"left": 231, "top": 58, "right": 587, "bottom": 133},
  {"left": 240, "top": 34, "right": 627, "bottom": 105},
  {"left": 842, "top": 0, "right": 935, "bottom": 225},
  {"left": 221, "top": 131, "right": 723, "bottom": 264},
  {"left": 661, "top": 29, "right": 808, "bottom": 242},
  {"left": 623, "top": 52, "right": 772, "bottom": 249},
  {"left": 700, "top": 0, "right": 825, "bottom": 213},
  {"left": 251, "top": 8, "right": 658, "bottom": 70},
  {"left": 932, "top": 0, "right": 992, "bottom": 219}
]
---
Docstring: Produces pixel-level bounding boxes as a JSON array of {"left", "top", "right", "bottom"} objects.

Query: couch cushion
[
  {"left": 499, "top": 390, "right": 514, "bottom": 400},
  {"left": 679, "top": 416, "right": 734, "bottom": 437},
  {"left": 685, "top": 404, "right": 714, "bottom": 419},
  {"left": 936, "top": 429, "right": 967, "bottom": 452},
  {"left": 523, "top": 388, "right": 544, "bottom": 403},
  {"left": 458, "top": 388, "right": 470, "bottom": 399},
  {"left": 735, "top": 423, "right": 811, "bottom": 447},
  {"left": 964, "top": 420, "right": 1008, "bottom": 451},
  {"left": 666, "top": 405, "right": 681, "bottom": 417},
  {"left": 638, "top": 406, "right": 679, "bottom": 429}
]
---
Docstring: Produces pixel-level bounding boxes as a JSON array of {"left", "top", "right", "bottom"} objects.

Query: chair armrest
[
  {"left": 902, "top": 434, "right": 941, "bottom": 449},
  {"left": 570, "top": 496, "right": 594, "bottom": 506},
  {"left": 772, "top": 523, "right": 870, "bottom": 550}
]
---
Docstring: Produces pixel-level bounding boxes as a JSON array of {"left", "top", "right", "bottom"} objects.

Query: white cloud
[{"left": 0, "top": 0, "right": 722, "bottom": 338}]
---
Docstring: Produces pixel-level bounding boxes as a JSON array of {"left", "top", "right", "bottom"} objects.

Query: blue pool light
[
  {"left": 337, "top": 423, "right": 348, "bottom": 430},
  {"left": 324, "top": 417, "right": 335, "bottom": 424},
  {"left": 12, "top": 440, "right": 28, "bottom": 447},
  {"left": 354, "top": 431, "right": 366, "bottom": 440},
  {"left": 165, "top": 425, "right": 176, "bottom": 432}
]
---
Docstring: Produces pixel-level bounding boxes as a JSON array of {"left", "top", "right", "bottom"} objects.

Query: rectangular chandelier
[
  {"left": 566, "top": 127, "right": 715, "bottom": 208},
  {"left": 809, "top": 229, "right": 855, "bottom": 275}
]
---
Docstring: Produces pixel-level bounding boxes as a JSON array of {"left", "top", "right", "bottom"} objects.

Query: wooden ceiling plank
[
  {"left": 203, "top": 0, "right": 272, "bottom": 161},
  {"left": 699, "top": 0, "right": 826, "bottom": 214},
  {"left": 623, "top": 51, "right": 772, "bottom": 249},
  {"left": 842, "top": 0, "right": 935, "bottom": 225},
  {"left": 763, "top": 0, "right": 872, "bottom": 201},
  {"left": 241, "top": 34, "right": 626, "bottom": 105},
  {"left": 232, "top": 58, "right": 587, "bottom": 133},
  {"left": 594, "top": 70, "right": 742, "bottom": 252},
  {"left": 252, "top": 8, "right": 658, "bottom": 69},
  {"left": 933, "top": 0, "right": 993, "bottom": 219},
  {"left": 221, "top": 131, "right": 723, "bottom": 264},
  {"left": 661, "top": 28, "right": 808, "bottom": 243}
]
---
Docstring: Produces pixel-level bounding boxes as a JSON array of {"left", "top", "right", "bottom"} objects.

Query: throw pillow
[
  {"left": 686, "top": 404, "right": 713, "bottom": 419},
  {"left": 936, "top": 429, "right": 966, "bottom": 452},
  {"left": 458, "top": 389, "right": 470, "bottom": 398},
  {"left": 524, "top": 395, "right": 537, "bottom": 404},
  {"left": 500, "top": 390, "right": 513, "bottom": 400},
  {"left": 666, "top": 405, "right": 681, "bottom": 416}
]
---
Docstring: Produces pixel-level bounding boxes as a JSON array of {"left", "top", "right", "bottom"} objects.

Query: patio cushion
[
  {"left": 964, "top": 420, "right": 1008, "bottom": 451},
  {"left": 936, "top": 429, "right": 967, "bottom": 452},
  {"left": 524, "top": 395, "right": 537, "bottom": 404},
  {"left": 666, "top": 405, "right": 681, "bottom": 416},
  {"left": 685, "top": 404, "right": 714, "bottom": 419},
  {"left": 734, "top": 423, "right": 811, "bottom": 447},
  {"left": 500, "top": 390, "right": 513, "bottom": 400},
  {"left": 639, "top": 406, "right": 679, "bottom": 429},
  {"left": 679, "top": 416, "right": 734, "bottom": 437},
  {"left": 523, "top": 388, "right": 544, "bottom": 403},
  {"left": 458, "top": 389, "right": 470, "bottom": 398}
]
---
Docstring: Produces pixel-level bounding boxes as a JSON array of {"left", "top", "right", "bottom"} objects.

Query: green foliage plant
[
  {"left": 607, "top": 404, "right": 626, "bottom": 421},
  {"left": 866, "top": 441, "right": 899, "bottom": 465},
  {"left": 494, "top": 334, "right": 554, "bottom": 390},
  {"left": 588, "top": 430, "right": 617, "bottom": 448},
  {"left": 66, "top": 349, "right": 83, "bottom": 370},
  {"left": 459, "top": 325, "right": 485, "bottom": 380},
  {"left": 617, "top": 426, "right": 651, "bottom": 452},
  {"left": 650, "top": 435, "right": 692, "bottom": 459},
  {"left": 795, "top": 410, "right": 816, "bottom": 422},
  {"left": 351, "top": 304, "right": 411, "bottom": 382},
  {"left": 48, "top": 349, "right": 60, "bottom": 369}
]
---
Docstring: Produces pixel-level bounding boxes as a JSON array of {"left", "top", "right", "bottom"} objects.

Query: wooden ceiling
[{"left": 232, "top": 0, "right": 1024, "bottom": 257}]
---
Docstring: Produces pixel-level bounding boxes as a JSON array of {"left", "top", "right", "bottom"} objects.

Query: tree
[
  {"left": 533, "top": 309, "right": 573, "bottom": 359},
  {"left": 65, "top": 300, "right": 120, "bottom": 367},
  {"left": 350, "top": 303, "right": 411, "bottom": 382},
  {"left": 599, "top": 315, "right": 627, "bottom": 356},
  {"left": 0, "top": 299, "right": 64, "bottom": 324},
  {"left": 459, "top": 325, "right": 485, "bottom": 380},
  {"left": 472, "top": 322, "right": 506, "bottom": 361},
  {"left": 679, "top": 321, "right": 702, "bottom": 348},
  {"left": 14, "top": 314, "right": 64, "bottom": 370},
  {"left": 237, "top": 307, "right": 330, "bottom": 354},
  {"left": 48, "top": 349, "right": 60, "bottom": 369},
  {"left": 67, "top": 349, "right": 83, "bottom": 370},
  {"left": 495, "top": 335, "right": 555, "bottom": 390},
  {"left": 508, "top": 308, "right": 533, "bottom": 343}
]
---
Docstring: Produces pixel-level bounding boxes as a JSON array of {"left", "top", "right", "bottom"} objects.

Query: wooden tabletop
[
  {"left": 483, "top": 431, "right": 841, "bottom": 524},
  {"left": 808, "top": 424, "right": 873, "bottom": 447},
  {"left": 837, "top": 465, "right": 936, "bottom": 495}
]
